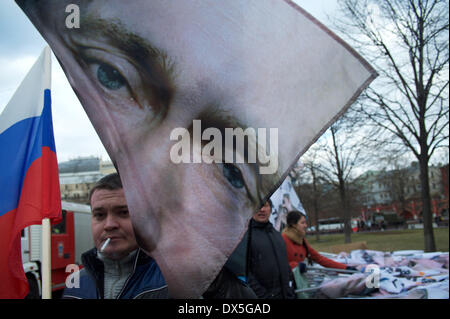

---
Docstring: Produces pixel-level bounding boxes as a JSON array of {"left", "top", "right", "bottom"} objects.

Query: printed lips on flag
[
  {"left": 17, "top": 0, "right": 377, "bottom": 297},
  {"left": 0, "top": 47, "right": 61, "bottom": 299}
]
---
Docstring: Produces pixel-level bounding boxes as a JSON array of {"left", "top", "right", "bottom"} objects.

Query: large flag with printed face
[
  {"left": 0, "top": 47, "right": 61, "bottom": 299},
  {"left": 17, "top": 0, "right": 377, "bottom": 297}
]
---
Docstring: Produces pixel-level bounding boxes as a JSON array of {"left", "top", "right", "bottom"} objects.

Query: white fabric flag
[{"left": 17, "top": 0, "right": 377, "bottom": 297}]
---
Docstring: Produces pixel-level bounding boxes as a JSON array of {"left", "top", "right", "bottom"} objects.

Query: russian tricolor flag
[{"left": 0, "top": 47, "right": 61, "bottom": 299}]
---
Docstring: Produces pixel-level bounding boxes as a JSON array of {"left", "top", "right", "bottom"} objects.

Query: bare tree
[
  {"left": 333, "top": 0, "right": 449, "bottom": 251},
  {"left": 313, "top": 116, "right": 369, "bottom": 243},
  {"left": 296, "top": 147, "right": 325, "bottom": 241}
]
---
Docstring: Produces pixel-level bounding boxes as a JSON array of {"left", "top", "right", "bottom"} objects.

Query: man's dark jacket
[
  {"left": 247, "top": 219, "right": 296, "bottom": 299},
  {"left": 63, "top": 248, "right": 168, "bottom": 299}
]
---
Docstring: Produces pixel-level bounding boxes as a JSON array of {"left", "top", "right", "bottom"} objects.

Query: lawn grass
[{"left": 306, "top": 227, "right": 449, "bottom": 253}]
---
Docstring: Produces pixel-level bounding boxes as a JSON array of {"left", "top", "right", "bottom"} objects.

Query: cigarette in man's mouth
[{"left": 100, "top": 238, "right": 111, "bottom": 252}]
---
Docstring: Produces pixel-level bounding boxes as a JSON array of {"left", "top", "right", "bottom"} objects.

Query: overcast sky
[{"left": 0, "top": 0, "right": 339, "bottom": 163}]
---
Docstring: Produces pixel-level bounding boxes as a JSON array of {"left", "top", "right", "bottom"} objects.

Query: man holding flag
[{"left": 0, "top": 46, "right": 61, "bottom": 299}]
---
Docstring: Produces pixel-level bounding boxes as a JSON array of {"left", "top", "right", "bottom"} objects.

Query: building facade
[
  {"left": 357, "top": 162, "right": 448, "bottom": 222},
  {"left": 59, "top": 157, "right": 117, "bottom": 204}
]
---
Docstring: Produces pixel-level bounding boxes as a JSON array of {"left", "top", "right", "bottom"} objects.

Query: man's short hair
[{"left": 89, "top": 173, "right": 123, "bottom": 203}]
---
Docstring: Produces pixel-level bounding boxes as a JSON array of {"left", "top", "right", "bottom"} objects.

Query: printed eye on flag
[
  {"left": 17, "top": 0, "right": 377, "bottom": 297},
  {"left": 0, "top": 47, "right": 61, "bottom": 299}
]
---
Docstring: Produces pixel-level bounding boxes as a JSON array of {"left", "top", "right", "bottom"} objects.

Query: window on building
[{"left": 52, "top": 210, "right": 66, "bottom": 234}]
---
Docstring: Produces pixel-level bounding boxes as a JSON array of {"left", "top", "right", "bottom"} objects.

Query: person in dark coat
[
  {"left": 246, "top": 200, "right": 296, "bottom": 299},
  {"left": 63, "top": 173, "right": 168, "bottom": 299}
]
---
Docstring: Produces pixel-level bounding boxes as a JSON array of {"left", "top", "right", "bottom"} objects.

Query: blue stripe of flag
[{"left": 0, "top": 89, "right": 56, "bottom": 216}]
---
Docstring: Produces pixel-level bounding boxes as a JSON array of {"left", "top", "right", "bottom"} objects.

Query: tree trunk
[
  {"left": 331, "top": 126, "right": 352, "bottom": 243},
  {"left": 419, "top": 154, "right": 436, "bottom": 252},
  {"left": 313, "top": 196, "right": 320, "bottom": 242},
  {"left": 311, "top": 168, "right": 321, "bottom": 242},
  {"left": 339, "top": 182, "right": 352, "bottom": 243}
]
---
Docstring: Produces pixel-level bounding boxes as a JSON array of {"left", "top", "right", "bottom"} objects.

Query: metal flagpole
[
  {"left": 306, "top": 266, "right": 358, "bottom": 274},
  {"left": 41, "top": 218, "right": 52, "bottom": 299},
  {"left": 41, "top": 46, "right": 53, "bottom": 300}
]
